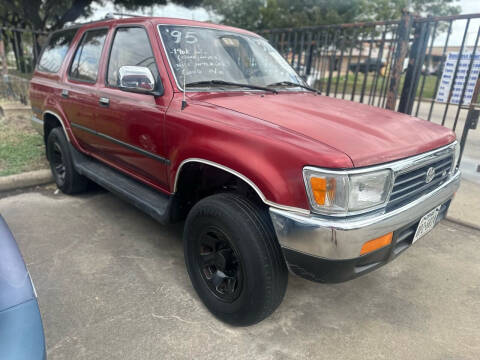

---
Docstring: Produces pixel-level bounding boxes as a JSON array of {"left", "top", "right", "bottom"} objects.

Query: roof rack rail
[
  {"left": 104, "top": 12, "right": 145, "bottom": 19},
  {"left": 59, "top": 12, "right": 146, "bottom": 30}
]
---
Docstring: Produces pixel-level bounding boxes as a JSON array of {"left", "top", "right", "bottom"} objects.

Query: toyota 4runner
[{"left": 29, "top": 16, "right": 461, "bottom": 326}]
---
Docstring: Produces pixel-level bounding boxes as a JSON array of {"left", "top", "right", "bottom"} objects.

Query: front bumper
[{"left": 269, "top": 170, "right": 461, "bottom": 283}]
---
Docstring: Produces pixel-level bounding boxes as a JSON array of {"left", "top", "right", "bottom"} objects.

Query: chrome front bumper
[{"left": 270, "top": 170, "right": 460, "bottom": 261}]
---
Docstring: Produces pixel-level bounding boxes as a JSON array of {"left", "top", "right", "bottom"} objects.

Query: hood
[{"left": 193, "top": 92, "right": 455, "bottom": 167}]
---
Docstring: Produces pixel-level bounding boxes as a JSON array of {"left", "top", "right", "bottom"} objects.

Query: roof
[{"left": 63, "top": 16, "right": 260, "bottom": 38}]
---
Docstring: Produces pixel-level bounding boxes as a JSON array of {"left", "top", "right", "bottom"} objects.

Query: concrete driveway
[{"left": 0, "top": 186, "right": 479, "bottom": 360}]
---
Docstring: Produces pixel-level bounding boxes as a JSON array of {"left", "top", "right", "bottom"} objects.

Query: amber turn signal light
[
  {"left": 310, "top": 177, "right": 336, "bottom": 206},
  {"left": 310, "top": 177, "right": 327, "bottom": 205},
  {"left": 360, "top": 232, "right": 393, "bottom": 255}
]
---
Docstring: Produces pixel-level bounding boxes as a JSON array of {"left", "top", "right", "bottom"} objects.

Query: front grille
[{"left": 387, "top": 155, "right": 453, "bottom": 212}]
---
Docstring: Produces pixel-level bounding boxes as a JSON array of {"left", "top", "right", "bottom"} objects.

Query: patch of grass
[
  {"left": 314, "top": 73, "right": 390, "bottom": 99},
  {"left": 0, "top": 111, "right": 48, "bottom": 176},
  {"left": 316, "top": 73, "right": 438, "bottom": 99}
]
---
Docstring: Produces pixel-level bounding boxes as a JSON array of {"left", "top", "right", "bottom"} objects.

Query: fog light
[{"left": 360, "top": 232, "right": 393, "bottom": 255}]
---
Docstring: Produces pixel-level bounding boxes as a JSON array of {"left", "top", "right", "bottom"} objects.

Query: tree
[
  {"left": 0, "top": 0, "right": 202, "bottom": 73},
  {"left": 0, "top": 0, "right": 203, "bottom": 32},
  {"left": 205, "top": 0, "right": 367, "bottom": 30},
  {"left": 365, "top": 0, "right": 461, "bottom": 21},
  {"left": 206, "top": 0, "right": 461, "bottom": 31}
]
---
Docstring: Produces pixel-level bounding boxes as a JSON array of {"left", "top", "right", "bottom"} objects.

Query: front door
[{"left": 94, "top": 25, "right": 170, "bottom": 189}]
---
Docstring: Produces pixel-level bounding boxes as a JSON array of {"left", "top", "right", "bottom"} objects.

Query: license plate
[{"left": 413, "top": 206, "right": 441, "bottom": 244}]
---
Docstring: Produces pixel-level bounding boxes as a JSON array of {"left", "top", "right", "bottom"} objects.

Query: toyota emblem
[{"left": 425, "top": 167, "right": 436, "bottom": 183}]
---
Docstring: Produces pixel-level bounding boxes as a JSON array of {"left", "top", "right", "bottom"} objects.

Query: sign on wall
[{"left": 436, "top": 52, "right": 480, "bottom": 105}]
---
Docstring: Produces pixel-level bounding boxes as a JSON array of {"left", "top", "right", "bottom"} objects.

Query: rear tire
[
  {"left": 184, "top": 193, "right": 288, "bottom": 326},
  {"left": 46, "top": 128, "right": 88, "bottom": 194}
]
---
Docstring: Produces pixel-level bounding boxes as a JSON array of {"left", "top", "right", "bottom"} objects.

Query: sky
[
  {"left": 434, "top": 0, "right": 480, "bottom": 46},
  {"left": 87, "top": 0, "right": 479, "bottom": 22},
  {"left": 459, "top": 0, "right": 479, "bottom": 13},
  {"left": 86, "top": 0, "right": 479, "bottom": 45},
  {"left": 86, "top": 2, "right": 212, "bottom": 22}
]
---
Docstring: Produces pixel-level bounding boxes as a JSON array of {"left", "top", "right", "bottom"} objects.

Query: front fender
[{"left": 166, "top": 98, "right": 353, "bottom": 211}]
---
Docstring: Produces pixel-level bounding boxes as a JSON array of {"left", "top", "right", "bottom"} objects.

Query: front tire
[
  {"left": 184, "top": 193, "right": 288, "bottom": 326},
  {"left": 46, "top": 128, "right": 88, "bottom": 194}
]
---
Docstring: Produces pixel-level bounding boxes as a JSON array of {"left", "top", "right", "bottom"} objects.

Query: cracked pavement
[{"left": 0, "top": 185, "right": 479, "bottom": 360}]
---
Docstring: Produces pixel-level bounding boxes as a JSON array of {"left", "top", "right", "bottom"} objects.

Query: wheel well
[
  {"left": 172, "top": 162, "right": 266, "bottom": 221},
  {"left": 43, "top": 113, "right": 63, "bottom": 145}
]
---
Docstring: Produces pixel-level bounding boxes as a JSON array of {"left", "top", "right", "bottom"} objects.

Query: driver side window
[{"left": 107, "top": 27, "right": 159, "bottom": 87}]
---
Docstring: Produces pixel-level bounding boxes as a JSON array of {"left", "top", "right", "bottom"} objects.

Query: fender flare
[
  {"left": 173, "top": 158, "right": 310, "bottom": 215},
  {"left": 43, "top": 110, "right": 71, "bottom": 142}
]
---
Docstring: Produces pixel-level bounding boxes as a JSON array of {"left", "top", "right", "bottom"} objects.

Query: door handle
[
  {"left": 99, "top": 97, "right": 110, "bottom": 106},
  {"left": 61, "top": 89, "right": 69, "bottom": 98}
]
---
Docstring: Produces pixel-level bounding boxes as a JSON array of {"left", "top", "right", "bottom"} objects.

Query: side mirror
[{"left": 118, "top": 66, "right": 161, "bottom": 95}]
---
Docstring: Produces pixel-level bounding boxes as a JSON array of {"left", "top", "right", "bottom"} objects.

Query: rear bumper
[{"left": 269, "top": 170, "right": 460, "bottom": 283}]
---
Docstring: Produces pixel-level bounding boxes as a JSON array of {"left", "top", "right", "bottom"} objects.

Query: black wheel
[
  {"left": 46, "top": 127, "right": 88, "bottom": 194},
  {"left": 184, "top": 193, "right": 288, "bottom": 326}
]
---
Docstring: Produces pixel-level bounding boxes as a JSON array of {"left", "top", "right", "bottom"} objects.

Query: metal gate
[{"left": 260, "top": 12, "right": 480, "bottom": 166}]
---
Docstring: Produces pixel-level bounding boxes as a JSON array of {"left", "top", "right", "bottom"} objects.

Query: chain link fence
[
  {"left": 0, "top": 74, "right": 30, "bottom": 105},
  {"left": 0, "top": 27, "right": 48, "bottom": 105}
]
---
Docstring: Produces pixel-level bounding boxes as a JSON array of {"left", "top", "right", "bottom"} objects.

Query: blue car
[{"left": 0, "top": 215, "right": 46, "bottom": 360}]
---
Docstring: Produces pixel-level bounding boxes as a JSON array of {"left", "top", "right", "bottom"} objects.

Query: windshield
[{"left": 158, "top": 25, "right": 305, "bottom": 90}]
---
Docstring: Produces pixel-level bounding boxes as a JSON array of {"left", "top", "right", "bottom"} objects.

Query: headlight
[
  {"left": 303, "top": 167, "right": 393, "bottom": 215},
  {"left": 349, "top": 171, "right": 393, "bottom": 211}
]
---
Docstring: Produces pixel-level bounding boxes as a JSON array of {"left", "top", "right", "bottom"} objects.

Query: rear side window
[
  {"left": 107, "top": 27, "right": 159, "bottom": 86},
  {"left": 37, "top": 29, "right": 78, "bottom": 73},
  {"left": 69, "top": 28, "right": 108, "bottom": 83}
]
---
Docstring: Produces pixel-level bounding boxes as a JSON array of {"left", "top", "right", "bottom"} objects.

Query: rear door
[
  {"left": 31, "top": 28, "right": 78, "bottom": 119},
  {"left": 94, "top": 25, "right": 170, "bottom": 188},
  {"left": 60, "top": 27, "right": 109, "bottom": 151}
]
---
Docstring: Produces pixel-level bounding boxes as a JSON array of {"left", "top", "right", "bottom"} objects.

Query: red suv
[{"left": 29, "top": 16, "right": 460, "bottom": 325}]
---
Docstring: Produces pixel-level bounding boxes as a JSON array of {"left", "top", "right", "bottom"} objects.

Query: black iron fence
[
  {"left": 260, "top": 12, "right": 480, "bottom": 164},
  {"left": 401, "top": 14, "right": 480, "bottom": 164},
  {"left": 260, "top": 19, "right": 403, "bottom": 108}
]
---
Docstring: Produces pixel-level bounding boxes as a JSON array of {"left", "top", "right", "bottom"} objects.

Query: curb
[
  {"left": 0, "top": 169, "right": 53, "bottom": 192},
  {"left": 0, "top": 104, "right": 31, "bottom": 118},
  {"left": 445, "top": 216, "right": 480, "bottom": 232}
]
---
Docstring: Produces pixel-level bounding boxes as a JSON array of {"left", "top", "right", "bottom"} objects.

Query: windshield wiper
[
  {"left": 267, "top": 81, "right": 320, "bottom": 94},
  {"left": 185, "top": 80, "right": 278, "bottom": 94}
]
